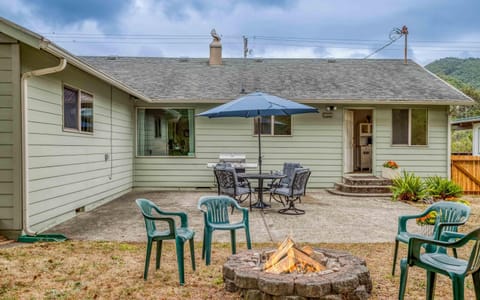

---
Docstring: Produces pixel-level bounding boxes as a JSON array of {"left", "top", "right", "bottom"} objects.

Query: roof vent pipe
[{"left": 209, "top": 29, "right": 222, "bottom": 66}]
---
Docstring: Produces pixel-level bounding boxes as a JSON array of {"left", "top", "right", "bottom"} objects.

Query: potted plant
[{"left": 382, "top": 160, "right": 400, "bottom": 179}]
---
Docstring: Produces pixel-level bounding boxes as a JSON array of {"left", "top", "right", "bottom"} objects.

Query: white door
[{"left": 344, "top": 110, "right": 355, "bottom": 173}]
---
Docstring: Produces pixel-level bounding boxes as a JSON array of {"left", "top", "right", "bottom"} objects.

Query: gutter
[
  {"left": 20, "top": 58, "right": 67, "bottom": 236},
  {"left": 39, "top": 40, "right": 151, "bottom": 103}
]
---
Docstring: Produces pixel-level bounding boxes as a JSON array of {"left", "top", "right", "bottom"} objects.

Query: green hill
[
  {"left": 426, "top": 57, "right": 480, "bottom": 89},
  {"left": 426, "top": 58, "right": 480, "bottom": 153}
]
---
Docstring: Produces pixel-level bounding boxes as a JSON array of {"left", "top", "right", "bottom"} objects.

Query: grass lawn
[{"left": 1, "top": 198, "right": 478, "bottom": 299}]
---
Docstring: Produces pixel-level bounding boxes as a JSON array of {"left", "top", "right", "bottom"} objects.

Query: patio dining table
[{"left": 237, "top": 173, "right": 285, "bottom": 209}]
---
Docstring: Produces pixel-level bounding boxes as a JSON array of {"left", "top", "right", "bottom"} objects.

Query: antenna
[
  {"left": 364, "top": 26, "right": 407, "bottom": 60},
  {"left": 401, "top": 25, "right": 409, "bottom": 64},
  {"left": 241, "top": 36, "right": 248, "bottom": 93}
]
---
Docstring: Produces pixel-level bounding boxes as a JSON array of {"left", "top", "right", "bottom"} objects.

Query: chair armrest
[
  {"left": 434, "top": 221, "right": 467, "bottom": 239},
  {"left": 240, "top": 206, "right": 249, "bottom": 224},
  {"left": 439, "top": 231, "right": 465, "bottom": 242},
  {"left": 398, "top": 212, "right": 430, "bottom": 233},
  {"left": 144, "top": 215, "right": 176, "bottom": 234},
  {"left": 408, "top": 232, "right": 475, "bottom": 264},
  {"left": 152, "top": 205, "right": 189, "bottom": 227}
]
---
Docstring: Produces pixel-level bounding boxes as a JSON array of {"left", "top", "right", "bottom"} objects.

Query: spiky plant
[
  {"left": 424, "top": 176, "right": 463, "bottom": 200},
  {"left": 391, "top": 171, "right": 426, "bottom": 202}
]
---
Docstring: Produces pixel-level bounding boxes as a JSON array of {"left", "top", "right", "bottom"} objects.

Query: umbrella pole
[{"left": 258, "top": 117, "right": 262, "bottom": 174}]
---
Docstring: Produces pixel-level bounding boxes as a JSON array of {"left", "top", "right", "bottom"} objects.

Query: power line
[{"left": 40, "top": 32, "right": 480, "bottom": 45}]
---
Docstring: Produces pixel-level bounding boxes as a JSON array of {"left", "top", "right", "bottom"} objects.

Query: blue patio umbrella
[{"left": 197, "top": 92, "right": 318, "bottom": 173}]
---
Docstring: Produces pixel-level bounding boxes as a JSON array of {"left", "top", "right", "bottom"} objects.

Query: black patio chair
[
  {"left": 213, "top": 165, "right": 252, "bottom": 210},
  {"left": 269, "top": 162, "right": 302, "bottom": 205},
  {"left": 270, "top": 168, "right": 311, "bottom": 215}
]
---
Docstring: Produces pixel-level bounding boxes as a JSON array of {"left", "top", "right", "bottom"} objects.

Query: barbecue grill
[{"left": 207, "top": 153, "right": 257, "bottom": 172}]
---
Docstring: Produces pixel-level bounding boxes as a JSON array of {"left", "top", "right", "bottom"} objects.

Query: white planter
[{"left": 382, "top": 167, "right": 400, "bottom": 179}]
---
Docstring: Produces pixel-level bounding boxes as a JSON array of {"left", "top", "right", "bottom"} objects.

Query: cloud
[
  {"left": 25, "top": 0, "right": 129, "bottom": 28},
  {"left": 0, "top": 0, "right": 479, "bottom": 64}
]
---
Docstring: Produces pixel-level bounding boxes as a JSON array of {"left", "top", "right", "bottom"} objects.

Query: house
[
  {"left": 451, "top": 116, "right": 480, "bottom": 156},
  {"left": 0, "top": 17, "right": 473, "bottom": 238}
]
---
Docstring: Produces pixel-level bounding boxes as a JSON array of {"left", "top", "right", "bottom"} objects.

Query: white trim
[
  {"left": 447, "top": 111, "right": 452, "bottom": 179},
  {"left": 473, "top": 124, "right": 480, "bottom": 157}
]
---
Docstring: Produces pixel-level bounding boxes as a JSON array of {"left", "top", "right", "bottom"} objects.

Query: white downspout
[{"left": 21, "top": 58, "right": 67, "bottom": 235}]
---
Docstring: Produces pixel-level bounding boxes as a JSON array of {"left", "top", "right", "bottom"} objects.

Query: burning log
[
  {"left": 264, "top": 237, "right": 327, "bottom": 274},
  {"left": 264, "top": 237, "right": 295, "bottom": 270}
]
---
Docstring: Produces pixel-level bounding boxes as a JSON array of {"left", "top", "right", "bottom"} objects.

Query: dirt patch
[{"left": 0, "top": 240, "right": 476, "bottom": 299}]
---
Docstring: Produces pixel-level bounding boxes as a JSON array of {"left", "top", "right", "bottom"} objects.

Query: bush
[
  {"left": 391, "top": 171, "right": 426, "bottom": 202},
  {"left": 425, "top": 176, "right": 463, "bottom": 200}
]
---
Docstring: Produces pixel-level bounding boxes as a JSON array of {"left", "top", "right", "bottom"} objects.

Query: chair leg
[
  {"left": 472, "top": 270, "right": 480, "bottom": 299},
  {"left": 176, "top": 239, "right": 185, "bottom": 286},
  {"left": 426, "top": 271, "right": 436, "bottom": 300},
  {"left": 452, "top": 276, "right": 465, "bottom": 300},
  {"left": 144, "top": 239, "right": 153, "bottom": 280},
  {"left": 205, "top": 229, "right": 213, "bottom": 266},
  {"left": 230, "top": 229, "right": 237, "bottom": 254},
  {"left": 245, "top": 227, "right": 252, "bottom": 250},
  {"left": 398, "top": 258, "right": 409, "bottom": 300},
  {"left": 201, "top": 228, "right": 206, "bottom": 260},
  {"left": 249, "top": 193, "right": 252, "bottom": 211},
  {"left": 392, "top": 239, "right": 399, "bottom": 276},
  {"left": 452, "top": 247, "right": 458, "bottom": 258},
  {"left": 189, "top": 238, "right": 196, "bottom": 271},
  {"left": 156, "top": 240, "right": 163, "bottom": 270}
]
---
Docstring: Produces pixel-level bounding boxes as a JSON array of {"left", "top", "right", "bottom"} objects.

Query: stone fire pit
[{"left": 223, "top": 248, "right": 372, "bottom": 300}]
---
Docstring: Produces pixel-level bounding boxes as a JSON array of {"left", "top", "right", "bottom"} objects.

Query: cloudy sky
[{"left": 1, "top": 0, "right": 479, "bottom": 65}]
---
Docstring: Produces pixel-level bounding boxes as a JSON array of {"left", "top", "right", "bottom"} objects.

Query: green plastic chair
[
  {"left": 392, "top": 201, "right": 471, "bottom": 275},
  {"left": 398, "top": 227, "right": 480, "bottom": 300},
  {"left": 136, "top": 198, "right": 195, "bottom": 285},
  {"left": 198, "top": 195, "right": 252, "bottom": 266}
]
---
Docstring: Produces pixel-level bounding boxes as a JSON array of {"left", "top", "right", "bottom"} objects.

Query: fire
[{"left": 263, "top": 237, "right": 326, "bottom": 274}]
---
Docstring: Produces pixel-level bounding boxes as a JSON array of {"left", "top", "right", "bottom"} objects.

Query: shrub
[
  {"left": 391, "top": 171, "right": 426, "bottom": 202},
  {"left": 425, "top": 176, "right": 463, "bottom": 200}
]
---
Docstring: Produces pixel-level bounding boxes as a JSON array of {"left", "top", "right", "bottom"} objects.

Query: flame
[{"left": 264, "top": 237, "right": 326, "bottom": 274}]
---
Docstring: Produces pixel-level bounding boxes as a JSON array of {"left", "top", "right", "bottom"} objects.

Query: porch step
[
  {"left": 343, "top": 176, "right": 392, "bottom": 186},
  {"left": 326, "top": 189, "right": 392, "bottom": 198},
  {"left": 334, "top": 182, "right": 392, "bottom": 194},
  {"left": 329, "top": 175, "right": 393, "bottom": 197}
]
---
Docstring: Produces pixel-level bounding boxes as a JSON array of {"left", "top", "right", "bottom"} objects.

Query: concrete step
[
  {"left": 343, "top": 176, "right": 392, "bottom": 186},
  {"left": 334, "top": 182, "right": 392, "bottom": 194},
  {"left": 326, "top": 188, "right": 392, "bottom": 198}
]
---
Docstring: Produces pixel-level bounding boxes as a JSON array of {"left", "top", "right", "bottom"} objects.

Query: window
[
  {"left": 137, "top": 108, "right": 195, "bottom": 156},
  {"left": 63, "top": 85, "right": 93, "bottom": 133},
  {"left": 253, "top": 116, "right": 291, "bottom": 136},
  {"left": 392, "top": 109, "right": 428, "bottom": 145}
]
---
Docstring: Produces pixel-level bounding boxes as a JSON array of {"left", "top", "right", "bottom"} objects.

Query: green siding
[
  {"left": 134, "top": 104, "right": 343, "bottom": 189},
  {"left": 21, "top": 45, "right": 135, "bottom": 232},
  {"left": 134, "top": 104, "right": 449, "bottom": 190},
  {"left": 0, "top": 43, "right": 21, "bottom": 231},
  {"left": 374, "top": 106, "right": 448, "bottom": 177}
]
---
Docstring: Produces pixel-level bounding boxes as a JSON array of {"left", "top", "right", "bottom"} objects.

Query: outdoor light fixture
[{"left": 325, "top": 105, "right": 337, "bottom": 111}]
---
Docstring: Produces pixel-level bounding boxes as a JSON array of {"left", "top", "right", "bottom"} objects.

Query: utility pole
[
  {"left": 402, "top": 25, "right": 409, "bottom": 64},
  {"left": 243, "top": 36, "right": 248, "bottom": 59}
]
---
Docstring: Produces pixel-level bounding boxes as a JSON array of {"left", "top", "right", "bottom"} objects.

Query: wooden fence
[{"left": 451, "top": 155, "right": 480, "bottom": 194}]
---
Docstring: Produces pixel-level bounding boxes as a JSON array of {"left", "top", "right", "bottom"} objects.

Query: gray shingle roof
[{"left": 80, "top": 57, "right": 472, "bottom": 103}]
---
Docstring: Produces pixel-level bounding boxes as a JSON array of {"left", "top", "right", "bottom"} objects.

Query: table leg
[{"left": 252, "top": 178, "right": 271, "bottom": 209}]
